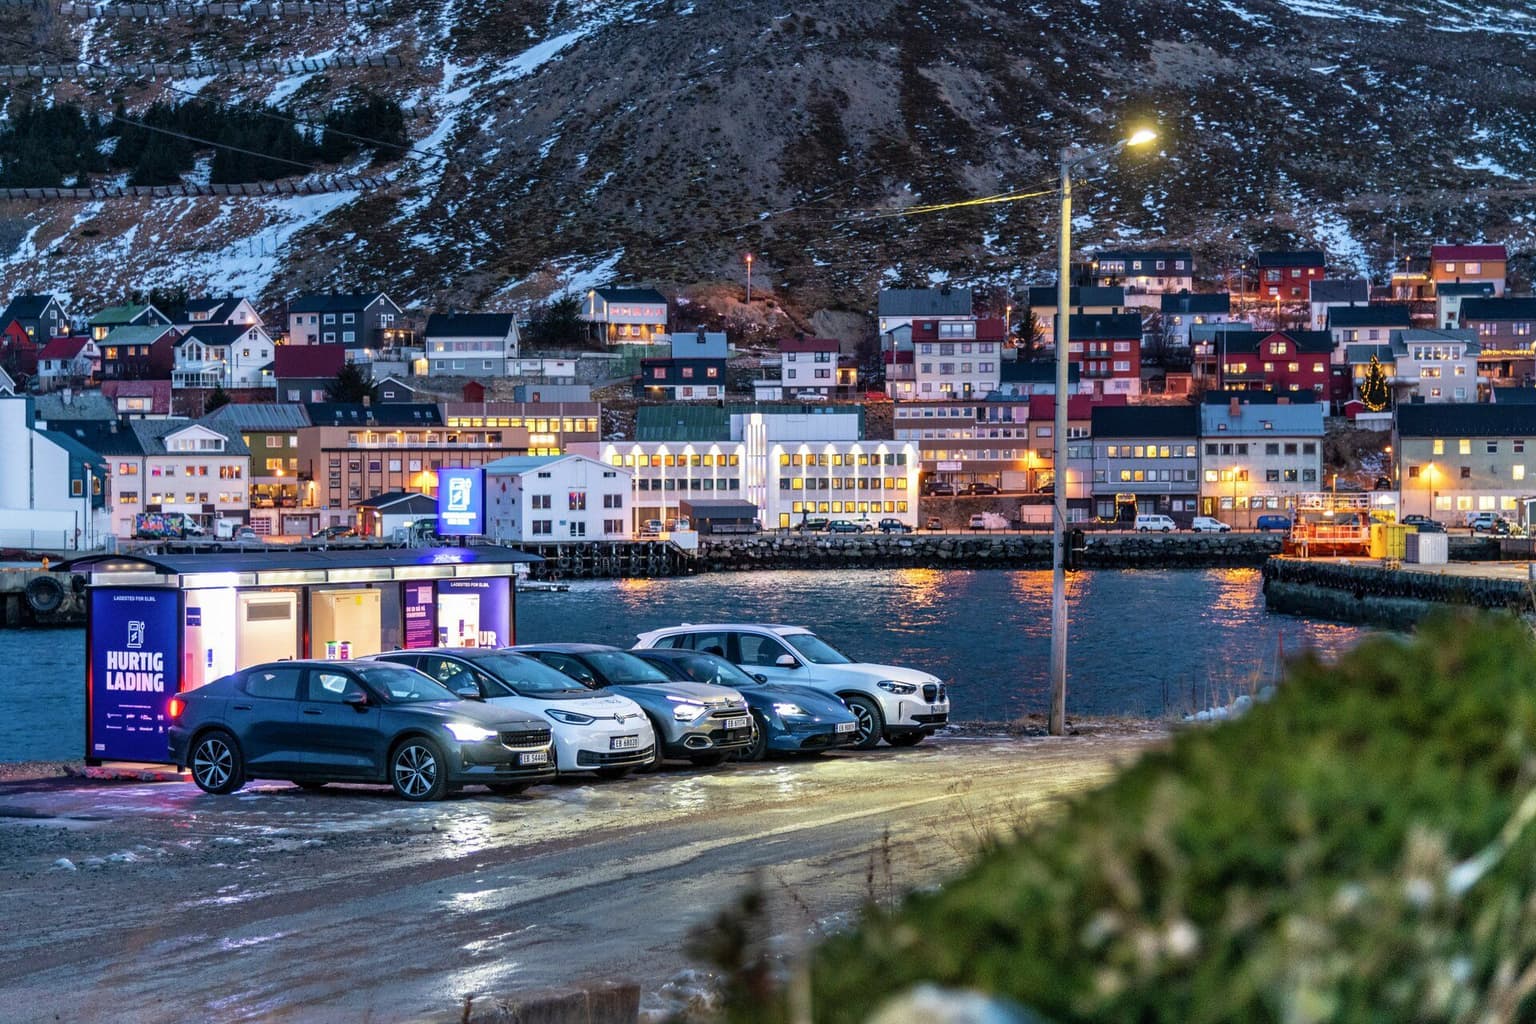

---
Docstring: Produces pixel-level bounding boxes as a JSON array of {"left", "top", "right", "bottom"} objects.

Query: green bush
[{"left": 795, "top": 613, "right": 1536, "bottom": 1023}]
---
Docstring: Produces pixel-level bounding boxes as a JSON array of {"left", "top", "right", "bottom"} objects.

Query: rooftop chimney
[{"left": 1228, "top": 396, "right": 1241, "bottom": 417}]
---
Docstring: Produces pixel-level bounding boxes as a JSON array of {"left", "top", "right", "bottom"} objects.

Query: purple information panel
[{"left": 403, "top": 580, "right": 436, "bottom": 649}]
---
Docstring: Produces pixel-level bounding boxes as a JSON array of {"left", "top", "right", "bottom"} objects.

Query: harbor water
[{"left": 0, "top": 568, "right": 1368, "bottom": 762}]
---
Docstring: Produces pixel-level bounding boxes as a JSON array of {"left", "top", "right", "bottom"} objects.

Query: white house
[
  {"left": 579, "top": 287, "right": 669, "bottom": 345},
  {"left": 175, "top": 297, "right": 264, "bottom": 329},
  {"left": 579, "top": 409, "right": 919, "bottom": 531},
  {"left": 424, "top": 313, "right": 520, "bottom": 377},
  {"left": 1159, "top": 293, "right": 1233, "bottom": 349},
  {"left": 36, "top": 336, "right": 99, "bottom": 388},
  {"left": 1091, "top": 250, "right": 1194, "bottom": 302},
  {"left": 483, "top": 454, "right": 631, "bottom": 541},
  {"left": 1308, "top": 278, "right": 1369, "bottom": 330},
  {"left": 129, "top": 419, "right": 251, "bottom": 527},
  {"left": 1390, "top": 328, "right": 1483, "bottom": 404},
  {"left": 172, "top": 324, "right": 276, "bottom": 390},
  {"left": 0, "top": 396, "right": 109, "bottom": 549}
]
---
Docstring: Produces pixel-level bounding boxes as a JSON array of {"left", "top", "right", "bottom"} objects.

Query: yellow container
[{"left": 1369, "top": 523, "right": 1412, "bottom": 559}]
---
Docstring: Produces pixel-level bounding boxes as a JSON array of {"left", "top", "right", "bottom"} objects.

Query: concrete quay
[{"left": 1261, "top": 555, "right": 1536, "bottom": 629}]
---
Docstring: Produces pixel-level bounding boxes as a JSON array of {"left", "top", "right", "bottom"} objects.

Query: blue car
[
  {"left": 1255, "top": 514, "right": 1292, "bottom": 532},
  {"left": 631, "top": 648, "right": 859, "bottom": 760}
]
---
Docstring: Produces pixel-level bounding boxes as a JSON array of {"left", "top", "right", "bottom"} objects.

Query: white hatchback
[
  {"left": 367, "top": 649, "right": 656, "bottom": 778},
  {"left": 633, "top": 624, "right": 949, "bottom": 750}
]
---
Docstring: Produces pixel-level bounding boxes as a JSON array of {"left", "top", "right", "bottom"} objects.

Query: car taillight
[{"left": 168, "top": 697, "right": 185, "bottom": 719}]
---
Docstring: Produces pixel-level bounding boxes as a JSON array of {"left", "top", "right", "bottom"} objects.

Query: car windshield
[
  {"left": 472, "top": 653, "right": 591, "bottom": 696},
  {"left": 354, "top": 665, "right": 459, "bottom": 703},
  {"left": 672, "top": 653, "right": 760, "bottom": 689},
  {"left": 783, "top": 633, "right": 853, "bottom": 665},
  {"left": 585, "top": 650, "right": 674, "bottom": 683}
]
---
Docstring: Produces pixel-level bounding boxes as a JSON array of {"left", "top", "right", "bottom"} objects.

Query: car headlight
[
  {"left": 670, "top": 700, "right": 708, "bottom": 722},
  {"left": 444, "top": 721, "right": 497, "bottom": 743},
  {"left": 772, "top": 702, "right": 807, "bottom": 717},
  {"left": 545, "top": 708, "right": 596, "bottom": 726},
  {"left": 877, "top": 680, "right": 917, "bottom": 695}
]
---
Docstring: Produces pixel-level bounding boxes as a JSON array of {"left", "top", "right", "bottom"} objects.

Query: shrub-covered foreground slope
[{"left": 797, "top": 614, "right": 1536, "bottom": 1023}]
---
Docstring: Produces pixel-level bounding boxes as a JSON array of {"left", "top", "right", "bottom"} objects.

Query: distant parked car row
[{"left": 168, "top": 624, "right": 951, "bottom": 802}]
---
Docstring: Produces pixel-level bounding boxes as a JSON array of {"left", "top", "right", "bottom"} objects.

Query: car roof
[
  {"left": 511, "top": 642, "right": 623, "bottom": 653},
  {"left": 242, "top": 659, "right": 416, "bottom": 670},
  {"left": 637, "top": 623, "right": 812, "bottom": 636}
]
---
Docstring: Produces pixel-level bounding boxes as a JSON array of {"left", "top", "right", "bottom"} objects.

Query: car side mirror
[
  {"left": 752, "top": 673, "right": 768, "bottom": 683},
  {"left": 455, "top": 685, "right": 483, "bottom": 701},
  {"left": 775, "top": 654, "right": 798, "bottom": 668},
  {"left": 343, "top": 690, "right": 368, "bottom": 710}
]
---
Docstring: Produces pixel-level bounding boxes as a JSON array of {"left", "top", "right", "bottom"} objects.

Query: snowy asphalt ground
[{"left": 0, "top": 731, "right": 1158, "bottom": 1023}]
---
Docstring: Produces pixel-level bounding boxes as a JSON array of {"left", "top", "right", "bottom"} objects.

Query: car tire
[
  {"left": 843, "top": 695, "right": 884, "bottom": 750},
  {"left": 637, "top": 721, "right": 667, "bottom": 772},
  {"left": 189, "top": 729, "right": 245, "bottom": 795},
  {"left": 887, "top": 732, "right": 925, "bottom": 748},
  {"left": 1161, "top": 527, "right": 1171, "bottom": 533},
  {"left": 738, "top": 713, "right": 769, "bottom": 762},
  {"left": 295, "top": 780, "right": 327, "bottom": 791},
  {"left": 1137, "top": 527, "right": 1148, "bottom": 532},
  {"left": 389, "top": 736, "right": 449, "bottom": 801},
  {"left": 594, "top": 766, "right": 633, "bottom": 780},
  {"left": 487, "top": 782, "right": 530, "bottom": 795}
]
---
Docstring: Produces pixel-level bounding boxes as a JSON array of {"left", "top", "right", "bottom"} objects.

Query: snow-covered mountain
[{"left": 0, "top": 0, "right": 1534, "bottom": 313}]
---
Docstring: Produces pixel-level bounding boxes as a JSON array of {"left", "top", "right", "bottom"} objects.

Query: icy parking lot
[{"left": 0, "top": 731, "right": 1157, "bottom": 1023}]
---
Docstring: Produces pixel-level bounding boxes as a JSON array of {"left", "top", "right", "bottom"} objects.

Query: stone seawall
[
  {"left": 694, "top": 533, "right": 1283, "bottom": 572},
  {"left": 1261, "top": 557, "right": 1535, "bottom": 630}
]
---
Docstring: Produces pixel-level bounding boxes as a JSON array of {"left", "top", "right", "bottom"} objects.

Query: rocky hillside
[{"left": 0, "top": 0, "right": 1534, "bottom": 317}]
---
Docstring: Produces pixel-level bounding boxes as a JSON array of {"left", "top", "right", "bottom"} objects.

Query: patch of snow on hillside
[
  {"left": 1456, "top": 154, "right": 1514, "bottom": 177},
  {"left": 554, "top": 250, "right": 625, "bottom": 296},
  {"left": 486, "top": 0, "right": 660, "bottom": 86},
  {"left": 1276, "top": 0, "right": 1401, "bottom": 23},
  {"left": 1313, "top": 209, "right": 1368, "bottom": 276}
]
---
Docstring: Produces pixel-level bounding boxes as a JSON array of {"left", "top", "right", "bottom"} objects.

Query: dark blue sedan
[
  {"left": 167, "top": 660, "right": 556, "bottom": 801},
  {"left": 631, "top": 649, "right": 859, "bottom": 760}
]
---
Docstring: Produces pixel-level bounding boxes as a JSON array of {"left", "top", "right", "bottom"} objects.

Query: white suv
[{"left": 633, "top": 624, "right": 949, "bottom": 749}]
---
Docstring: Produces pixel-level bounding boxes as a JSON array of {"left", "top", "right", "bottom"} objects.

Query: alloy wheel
[
  {"left": 192, "top": 737, "right": 232, "bottom": 790},
  {"left": 850, "top": 702, "right": 876, "bottom": 745},
  {"left": 393, "top": 743, "right": 439, "bottom": 798}
]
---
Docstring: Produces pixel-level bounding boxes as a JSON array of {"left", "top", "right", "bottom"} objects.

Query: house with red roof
[
  {"left": 1430, "top": 244, "right": 1507, "bottom": 297},
  {"left": 101, "top": 379, "right": 174, "bottom": 417},
  {"left": 274, "top": 344, "right": 346, "bottom": 403},
  {"left": 36, "top": 335, "right": 99, "bottom": 389},
  {"left": 1, "top": 318, "right": 40, "bottom": 378}
]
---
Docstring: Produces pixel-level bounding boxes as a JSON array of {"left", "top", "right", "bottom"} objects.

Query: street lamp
[
  {"left": 745, "top": 253, "right": 754, "bottom": 304},
  {"left": 1050, "top": 126, "right": 1157, "bottom": 737}
]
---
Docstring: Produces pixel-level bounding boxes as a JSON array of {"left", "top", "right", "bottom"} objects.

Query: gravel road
[{"left": 0, "top": 729, "right": 1159, "bottom": 1023}]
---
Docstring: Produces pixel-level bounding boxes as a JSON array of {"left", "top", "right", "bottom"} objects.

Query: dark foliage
[
  {"left": 324, "top": 362, "right": 377, "bottom": 403},
  {"left": 0, "top": 103, "right": 107, "bottom": 188},
  {"left": 319, "top": 92, "right": 408, "bottom": 165}
]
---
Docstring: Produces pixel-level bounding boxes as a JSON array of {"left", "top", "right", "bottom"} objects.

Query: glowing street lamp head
[{"left": 1125, "top": 128, "right": 1157, "bottom": 148}]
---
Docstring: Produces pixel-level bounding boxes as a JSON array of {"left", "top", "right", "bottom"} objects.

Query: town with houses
[{"left": 2, "top": 241, "right": 1533, "bottom": 551}]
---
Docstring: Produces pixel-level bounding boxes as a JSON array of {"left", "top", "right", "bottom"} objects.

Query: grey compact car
[
  {"left": 510, "top": 643, "right": 753, "bottom": 767},
  {"left": 167, "top": 660, "right": 556, "bottom": 801}
]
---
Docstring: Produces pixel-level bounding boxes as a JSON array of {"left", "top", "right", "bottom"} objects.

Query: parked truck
[{"left": 133, "top": 512, "right": 206, "bottom": 539}]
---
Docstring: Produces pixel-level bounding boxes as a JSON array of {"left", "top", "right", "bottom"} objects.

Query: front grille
[
  {"left": 709, "top": 709, "right": 749, "bottom": 722},
  {"left": 911, "top": 712, "right": 948, "bottom": 725},
  {"left": 708, "top": 727, "right": 753, "bottom": 746},
  {"left": 500, "top": 728, "right": 553, "bottom": 748},
  {"left": 576, "top": 746, "right": 653, "bottom": 767},
  {"left": 921, "top": 683, "right": 947, "bottom": 703}
]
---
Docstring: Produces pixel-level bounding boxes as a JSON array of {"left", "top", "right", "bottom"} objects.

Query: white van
[{"left": 1134, "top": 514, "right": 1176, "bottom": 533}]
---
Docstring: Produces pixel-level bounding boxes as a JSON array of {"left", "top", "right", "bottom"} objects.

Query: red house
[
  {"left": 1, "top": 318, "right": 39, "bottom": 377},
  {"left": 1066, "top": 313, "right": 1143, "bottom": 397},
  {"left": 1215, "top": 329, "right": 1332, "bottom": 394},
  {"left": 1257, "top": 251, "right": 1326, "bottom": 301}
]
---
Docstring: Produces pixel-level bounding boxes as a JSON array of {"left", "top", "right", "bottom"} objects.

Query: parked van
[
  {"left": 1255, "top": 514, "right": 1292, "bottom": 532},
  {"left": 1134, "top": 514, "right": 1176, "bottom": 533}
]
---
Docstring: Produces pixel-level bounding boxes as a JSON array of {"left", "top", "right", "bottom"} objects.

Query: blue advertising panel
[
  {"left": 89, "top": 588, "right": 181, "bottom": 762},
  {"left": 437, "top": 467, "right": 484, "bottom": 536},
  {"left": 435, "top": 577, "right": 512, "bottom": 648}
]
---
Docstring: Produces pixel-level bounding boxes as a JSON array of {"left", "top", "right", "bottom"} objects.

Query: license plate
[
  {"left": 835, "top": 721, "right": 857, "bottom": 734},
  {"left": 723, "top": 716, "right": 751, "bottom": 731},
  {"left": 611, "top": 735, "right": 639, "bottom": 751},
  {"left": 518, "top": 751, "right": 548, "bottom": 766}
]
